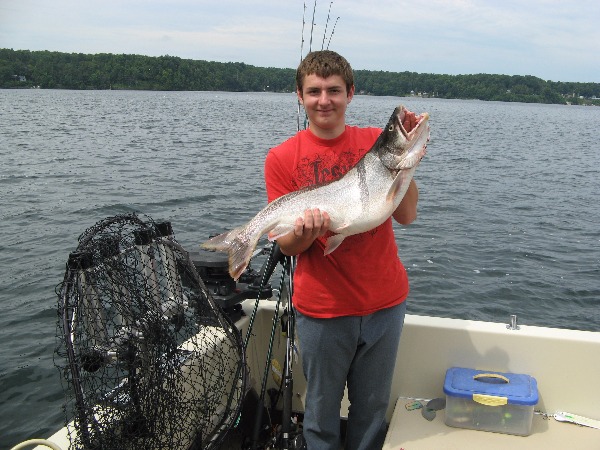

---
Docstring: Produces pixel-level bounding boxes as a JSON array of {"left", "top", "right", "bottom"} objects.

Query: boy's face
[{"left": 297, "top": 73, "right": 355, "bottom": 139}]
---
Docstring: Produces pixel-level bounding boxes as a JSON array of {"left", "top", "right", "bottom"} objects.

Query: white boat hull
[{"left": 33, "top": 299, "right": 600, "bottom": 449}]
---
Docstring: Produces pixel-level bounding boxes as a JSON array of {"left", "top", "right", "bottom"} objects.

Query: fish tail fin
[{"left": 201, "top": 228, "right": 257, "bottom": 281}]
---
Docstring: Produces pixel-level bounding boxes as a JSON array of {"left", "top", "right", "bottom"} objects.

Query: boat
[{"left": 10, "top": 213, "right": 600, "bottom": 450}]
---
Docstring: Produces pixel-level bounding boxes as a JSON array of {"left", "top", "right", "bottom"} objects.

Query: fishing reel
[{"left": 192, "top": 242, "right": 278, "bottom": 321}]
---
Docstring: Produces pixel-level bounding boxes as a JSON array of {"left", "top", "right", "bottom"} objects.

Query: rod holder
[{"left": 506, "top": 314, "right": 520, "bottom": 330}]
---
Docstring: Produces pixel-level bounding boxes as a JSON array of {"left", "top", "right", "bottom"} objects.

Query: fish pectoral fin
[
  {"left": 324, "top": 234, "right": 345, "bottom": 255},
  {"left": 330, "top": 221, "right": 350, "bottom": 233},
  {"left": 267, "top": 224, "right": 294, "bottom": 241},
  {"left": 386, "top": 170, "right": 408, "bottom": 202}
]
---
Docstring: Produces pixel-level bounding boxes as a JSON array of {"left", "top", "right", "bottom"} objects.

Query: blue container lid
[{"left": 443, "top": 367, "right": 538, "bottom": 406}]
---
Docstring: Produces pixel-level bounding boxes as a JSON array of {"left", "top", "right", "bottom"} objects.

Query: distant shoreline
[{"left": 2, "top": 49, "right": 599, "bottom": 106}]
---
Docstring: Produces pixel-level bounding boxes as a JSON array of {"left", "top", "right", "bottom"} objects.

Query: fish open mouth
[
  {"left": 396, "top": 106, "right": 429, "bottom": 139},
  {"left": 395, "top": 107, "right": 430, "bottom": 169}
]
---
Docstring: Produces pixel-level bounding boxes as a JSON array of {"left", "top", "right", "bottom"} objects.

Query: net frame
[{"left": 55, "top": 213, "right": 246, "bottom": 449}]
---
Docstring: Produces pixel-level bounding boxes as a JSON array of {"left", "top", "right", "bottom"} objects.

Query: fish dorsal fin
[{"left": 324, "top": 234, "right": 345, "bottom": 255}]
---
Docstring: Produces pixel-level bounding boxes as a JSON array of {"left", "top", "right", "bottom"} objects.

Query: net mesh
[{"left": 55, "top": 213, "right": 245, "bottom": 449}]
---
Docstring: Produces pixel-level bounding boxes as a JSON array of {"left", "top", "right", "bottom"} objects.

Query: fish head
[{"left": 376, "top": 105, "right": 430, "bottom": 171}]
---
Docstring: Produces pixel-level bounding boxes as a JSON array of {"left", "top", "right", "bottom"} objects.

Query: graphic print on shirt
[{"left": 291, "top": 148, "right": 361, "bottom": 190}]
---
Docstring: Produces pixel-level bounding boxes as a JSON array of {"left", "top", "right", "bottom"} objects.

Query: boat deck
[{"left": 384, "top": 399, "right": 600, "bottom": 449}]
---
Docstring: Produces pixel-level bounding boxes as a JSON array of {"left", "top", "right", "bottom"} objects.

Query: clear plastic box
[{"left": 443, "top": 367, "right": 538, "bottom": 436}]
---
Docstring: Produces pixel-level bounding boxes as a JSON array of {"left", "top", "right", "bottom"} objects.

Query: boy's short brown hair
[{"left": 296, "top": 50, "right": 354, "bottom": 94}]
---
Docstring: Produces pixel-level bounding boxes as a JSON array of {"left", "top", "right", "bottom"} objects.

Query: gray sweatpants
[{"left": 295, "top": 301, "right": 406, "bottom": 450}]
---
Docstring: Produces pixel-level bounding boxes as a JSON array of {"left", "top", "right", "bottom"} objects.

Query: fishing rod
[
  {"left": 321, "top": 2, "right": 333, "bottom": 50},
  {"left": 297, "top": 0, "right": 317, "bottom": 131},
  {"left": 249, "top": 247, "right": 288, "bottom": 450},
  {"left": 297, "top": 2, "right": 307, "bottom": 132},
  {"left": 300, "top": 2, "right": 307, "bottom": 63},
  {"left": 320, "top": 1, "right": 339, "bottom": 51},
  {"left": 288, "top": 3, "right": 340, "bottom": 448},
  {"left": 308, "top": 0, "right": 317, "bottom": 53},
  {"left": 297, "top": 1, "right": 339, "bottom": 131},
  {"left": 279, "top": 256, "right": 298, "bottom": 450},
  {"left": 250, "top": 3, "right": 343, "bottom": 448},
  {"left": 326, "top": 16, "right": 339, "bottom": 50}
]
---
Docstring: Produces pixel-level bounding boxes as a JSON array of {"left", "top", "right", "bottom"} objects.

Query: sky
[{"left": 1, "top": 0, "right": 599, "bottom": 83}]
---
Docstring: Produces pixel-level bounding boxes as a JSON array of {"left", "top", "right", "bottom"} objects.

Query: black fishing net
[{"left": 55, "top": 213, "right": 246, "bottom": 449}]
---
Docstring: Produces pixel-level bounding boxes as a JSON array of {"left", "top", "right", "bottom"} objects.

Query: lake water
[{"left": 1, "top": 90, "right": 599, "bottom": 447}]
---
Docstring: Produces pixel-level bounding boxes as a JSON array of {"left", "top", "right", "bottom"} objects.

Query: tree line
[{"left": 2, "top": 48, "right": 599, "bottom": 105}]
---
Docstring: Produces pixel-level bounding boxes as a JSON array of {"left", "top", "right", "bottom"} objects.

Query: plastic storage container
[{"left": 443, "top": 367, "right": 538, "bottom": 436}]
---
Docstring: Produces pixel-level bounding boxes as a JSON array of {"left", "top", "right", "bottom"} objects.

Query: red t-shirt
[{"left": 264, "top": 125, "right": 409, "bottom": 318}]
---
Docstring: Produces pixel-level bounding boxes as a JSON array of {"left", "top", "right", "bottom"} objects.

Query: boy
[{"left": 264, "top": 50, "right": 418, "bottom": 449}]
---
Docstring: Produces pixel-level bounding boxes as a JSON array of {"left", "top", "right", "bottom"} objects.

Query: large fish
[{"left": 202, "top": 105, "right": 430, "bottom": 280}]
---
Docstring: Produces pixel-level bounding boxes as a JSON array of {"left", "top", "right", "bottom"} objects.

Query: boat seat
[{"left": 383, "top": 396, "right": 600, "bottom": 450}]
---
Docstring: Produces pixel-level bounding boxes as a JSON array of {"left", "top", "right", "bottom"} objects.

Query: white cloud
[{"left": 1, "top": 0, "right": 598, "bottom": 82}]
